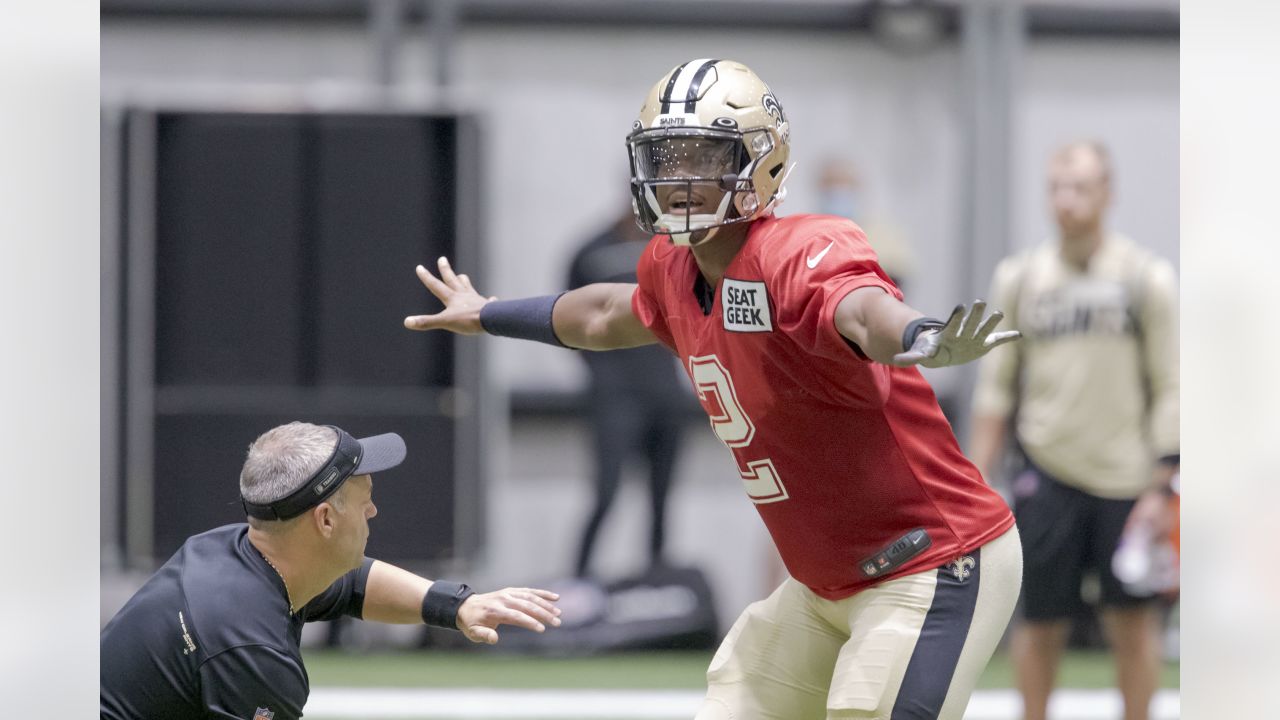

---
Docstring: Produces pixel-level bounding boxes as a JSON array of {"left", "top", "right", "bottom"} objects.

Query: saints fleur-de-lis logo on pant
[{"left": 948, "top": 555, "right": 976, "bottom": 582}]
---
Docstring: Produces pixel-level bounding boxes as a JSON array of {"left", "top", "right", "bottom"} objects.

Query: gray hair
[{"left": 240, "top": 422, "right": 338, "bottom": 506}]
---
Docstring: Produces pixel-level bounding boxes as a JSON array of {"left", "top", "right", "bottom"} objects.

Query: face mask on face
[{"left": 820, "top": 189, "right": 862, "bottom": 221}]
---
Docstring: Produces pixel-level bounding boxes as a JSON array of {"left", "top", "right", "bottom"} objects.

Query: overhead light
[{"left": 870, "top": 0, "right": 947, "bottom": 54}]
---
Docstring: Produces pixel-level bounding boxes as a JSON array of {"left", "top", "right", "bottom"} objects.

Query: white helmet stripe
[
  {"left": 664, "top": 58, "right": 717, "bottom": 114},
  {"left": 658, "top": 60, "right": 691, "bottom": 115}
]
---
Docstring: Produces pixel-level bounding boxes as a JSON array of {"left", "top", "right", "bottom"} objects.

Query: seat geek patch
[{"left": 721, "top": 279, "right": 772, "bottom": 332}]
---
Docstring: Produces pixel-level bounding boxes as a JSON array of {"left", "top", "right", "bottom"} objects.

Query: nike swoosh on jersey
[{"left": 806, "top": 241, "right": 835, "bottom": 269}]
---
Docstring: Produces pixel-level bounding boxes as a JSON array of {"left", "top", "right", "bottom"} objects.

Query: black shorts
[{"left": 1012, "top": 463, "right": 1153, "bottom": 621}]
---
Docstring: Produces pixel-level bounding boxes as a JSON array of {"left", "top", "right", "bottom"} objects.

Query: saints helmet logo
[
  {"left": 761, "top": 91, "right": 786, "bottom": 129},
  {"left": 948, "top": 555, "right": 976, "bottom": 582}
]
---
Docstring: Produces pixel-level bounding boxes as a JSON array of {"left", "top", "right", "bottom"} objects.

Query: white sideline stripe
[{"left": 304, "top": 687, "right": 1180, "bottom": 719}]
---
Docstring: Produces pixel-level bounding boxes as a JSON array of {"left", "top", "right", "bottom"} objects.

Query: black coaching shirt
[{"left": 101, "top": 524, "right": 373, "bottom": 720}]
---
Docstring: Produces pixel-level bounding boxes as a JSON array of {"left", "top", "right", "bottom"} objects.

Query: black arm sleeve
[
  {"left": 300, "top": 557, "right": 375, "bottom": 622},
  {"left": 200, "top": 646, "right": 308, "bottom": 720}
]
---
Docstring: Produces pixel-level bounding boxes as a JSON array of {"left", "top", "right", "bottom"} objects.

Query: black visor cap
[{"left": 241, "top": 426, "right": 406, "bottom": 521}]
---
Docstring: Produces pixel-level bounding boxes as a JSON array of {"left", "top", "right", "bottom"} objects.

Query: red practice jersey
[{"left": 632, "top": 214, "right": 1015, "bottom": 600}]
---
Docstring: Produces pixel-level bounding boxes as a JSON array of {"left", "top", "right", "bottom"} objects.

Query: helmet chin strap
[
  {"left": 665, "top": 191, "right": 736, "bottom": 246},
  {"left": 664, "top": 214, "right": 720, "bottom": 246},
  {"left": 674, "top": 226, "right": 722, "bottom": 247}
]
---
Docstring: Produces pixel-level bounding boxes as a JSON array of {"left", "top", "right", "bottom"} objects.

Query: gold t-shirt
[{"left": 972, "top": 233, "right": 1179, "bottom": 498}]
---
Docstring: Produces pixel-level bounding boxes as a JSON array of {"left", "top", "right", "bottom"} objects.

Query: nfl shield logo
[{"left": 253, "top": 708, "right": 275, "bottom": 720}]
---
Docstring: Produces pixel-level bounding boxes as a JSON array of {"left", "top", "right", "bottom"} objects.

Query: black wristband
[
  {"left": 421, "top": 580, "right": 475, "bottom": 630},
  {"left": 479, "top": 293, "right": 567, "bottom": 347},
  {"left": 902, "top": 317, "right": 945, "bottom": 352}
]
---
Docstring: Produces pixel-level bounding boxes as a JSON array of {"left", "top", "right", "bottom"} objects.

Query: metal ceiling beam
[{"left": 101, "top": 0, "right": 1177, "bottom": 39}]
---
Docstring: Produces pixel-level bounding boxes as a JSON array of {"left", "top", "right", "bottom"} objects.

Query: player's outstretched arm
[
  {"left": 404, "top": 257, "right": 657, "bottom": 351},
  {"left": 363, "top": 560, "right": 562, "bottom": 645},
  {"left": 834, "top": 287, "right": 1019, "bottom": 368},
  {"left": 551, "top": 281, "right": 657, "bottom": 350}
]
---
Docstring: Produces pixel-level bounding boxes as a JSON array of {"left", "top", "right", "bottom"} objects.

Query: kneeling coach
[{"left": 101, "top": 421, "right": 561, "bottom": 720}]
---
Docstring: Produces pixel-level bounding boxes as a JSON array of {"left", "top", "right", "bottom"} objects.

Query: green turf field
[{"left": 304, "top": 649, "right": 1179, "bottom": 690}]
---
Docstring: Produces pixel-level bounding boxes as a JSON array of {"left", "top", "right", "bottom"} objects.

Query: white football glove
[{"left": 892, "top": 300, "right": 1020, "bottom": 368}]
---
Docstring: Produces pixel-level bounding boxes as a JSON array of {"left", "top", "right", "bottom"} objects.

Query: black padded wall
[{"left": 125, "top": 110, "right": 480, "bottom": 566}]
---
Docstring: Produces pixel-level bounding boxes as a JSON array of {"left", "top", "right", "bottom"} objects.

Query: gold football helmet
[{"left": 627, "top": 59, "right": 793, "bottom": 246}]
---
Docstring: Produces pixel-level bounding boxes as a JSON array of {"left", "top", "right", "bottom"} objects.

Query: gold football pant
[{"left": 696, "top": 526, "right": 1022, "bottom": 720}]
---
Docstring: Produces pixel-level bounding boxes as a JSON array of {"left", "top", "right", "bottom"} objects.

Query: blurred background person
[
  {"left": 566, "top": 204, "right": 691, "bottom": 579},
  {"left": 969, "top": 140, "right": 1179, "bottom": 720},
  {"left": 817, "top": 157, "right": 917, "bottom": 292}
]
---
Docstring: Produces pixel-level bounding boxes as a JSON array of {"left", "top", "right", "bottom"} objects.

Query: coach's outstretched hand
[
  {"left": 892, "top": 300, "right": 1020, "bottom": 369},
  {"left": 404, "top": 257, "right": 494, "bottom": 335},
  {"left": 456, "top": 586, "right": 563, "bottom": 645}
]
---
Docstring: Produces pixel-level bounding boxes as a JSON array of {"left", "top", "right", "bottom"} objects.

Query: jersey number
[{"left": 688, "top": 355, "right": 789, "bottom": 504}]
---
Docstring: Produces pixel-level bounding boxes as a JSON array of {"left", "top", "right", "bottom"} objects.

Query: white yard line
[{"left": 304, "top": 687, "right": 1180, "bottom": 719}]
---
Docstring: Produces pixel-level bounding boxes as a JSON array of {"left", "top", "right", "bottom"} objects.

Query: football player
[{"left": 406, "top": 59, "right": 1022, "bottom": 720}]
